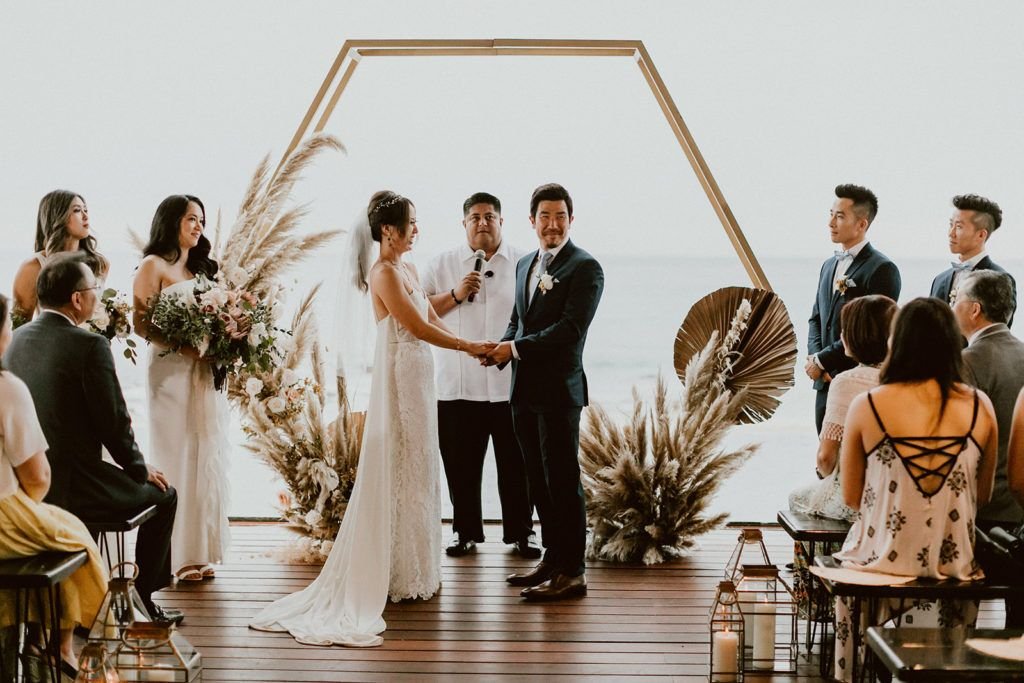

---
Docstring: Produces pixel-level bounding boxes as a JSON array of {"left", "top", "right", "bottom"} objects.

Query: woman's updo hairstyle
[{"left": 367, "top": 191, "right": 413, "bottom": 242}]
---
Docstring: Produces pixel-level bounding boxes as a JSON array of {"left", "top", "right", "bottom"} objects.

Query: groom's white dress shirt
[
  {"left": 832, "top": 238, "right": 868, "bottom": 292},
  {"left": 422, "top": 239, "right": 526, "bottom": 402}
]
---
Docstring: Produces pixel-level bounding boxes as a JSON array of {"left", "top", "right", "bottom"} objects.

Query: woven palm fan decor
[{"left": 674, "top": 287, "right": 797, "bottom": 424}]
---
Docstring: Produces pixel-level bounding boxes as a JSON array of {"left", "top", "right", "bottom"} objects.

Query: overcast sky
[{"left": 2, "top": 1, "right": 1022, "bottom": 268}]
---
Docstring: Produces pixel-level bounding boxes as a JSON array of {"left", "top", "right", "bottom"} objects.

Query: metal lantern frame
[
  {"left": 86, "top": 562, "right": 154, "bottom": 655},
  {"left": 724, "top": 528, "right": 772, "bottom": 583},
  {"left": 113, "top": 621, "right": 202, "bottom": 682},
  {"left": 734, "top": 564, "right": 798, "bottom": 674},
  {"left": 709, "top": 580, "right": 745, "bottom": 682}
]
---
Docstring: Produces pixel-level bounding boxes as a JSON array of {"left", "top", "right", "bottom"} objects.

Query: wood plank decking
[{"left": 150, "top": 523, "right": 1004, "bottom": 682}]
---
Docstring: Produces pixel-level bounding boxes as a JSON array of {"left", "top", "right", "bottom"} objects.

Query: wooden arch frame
[{"left": 280, "top": 39, "right": 771, "bottom": 290}]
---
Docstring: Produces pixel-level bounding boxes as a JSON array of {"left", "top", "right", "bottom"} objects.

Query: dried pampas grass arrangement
[{"left": 581, "top": 294, "right": 796, "bottom": 565}]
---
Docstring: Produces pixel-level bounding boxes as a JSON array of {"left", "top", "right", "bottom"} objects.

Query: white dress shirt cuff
[
  {"left": 510, "top": 340, "right": 520, "bottom": 360},
  {"left": 813, "top": 355, "right": 824, "bottom": 370}
]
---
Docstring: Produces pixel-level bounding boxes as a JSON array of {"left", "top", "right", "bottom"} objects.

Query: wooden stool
[
  {"left": 85, "top": 504, "right": 158, "bottom": 571},
  {"left": 0, "top": 550, "right": 88, "bottom": 683}
]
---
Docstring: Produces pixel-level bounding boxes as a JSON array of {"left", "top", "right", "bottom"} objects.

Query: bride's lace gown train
[{"left": 250, "top": 294, "right": 442, "bottom": 646}]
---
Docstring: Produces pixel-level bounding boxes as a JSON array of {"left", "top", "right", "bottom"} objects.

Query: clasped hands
[
  {"left": 803, "top": 355, "right": 832, "bottom": 383},
  {"left": 460, "top": 340, "right": 513, "bottom": 367}
]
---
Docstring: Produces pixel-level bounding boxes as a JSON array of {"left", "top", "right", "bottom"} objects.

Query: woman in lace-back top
[{"left": 830, "top": 297, "right": 998, "bottom": 682}]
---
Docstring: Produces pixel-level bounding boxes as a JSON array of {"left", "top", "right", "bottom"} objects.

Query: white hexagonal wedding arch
[{"left": 278, "top": 38, "right": 771, "bottom": 290}]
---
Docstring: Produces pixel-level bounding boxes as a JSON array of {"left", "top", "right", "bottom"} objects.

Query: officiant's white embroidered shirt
[{"left": 422, "top": 239, "right": 527, "bottom": 402}]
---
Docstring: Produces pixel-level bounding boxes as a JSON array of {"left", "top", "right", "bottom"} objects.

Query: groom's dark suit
[
  {"left": 3, "top": 312, "right": 177, "bottom": 605},
  {"left": 502, "top": 239, "right": 603, "bottom": 578},
  {"left": 808, "top": 243, "right": 901, "bottom": 432}
]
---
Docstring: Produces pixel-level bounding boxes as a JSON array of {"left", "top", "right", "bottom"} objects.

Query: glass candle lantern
[
  {"left": 75, "top": 642, "right": 121, "bottom": 682},
  {"left": 734, "top": 564, "right": 797, "bottom": 674},
  {"left": 86, "top": 563, "right": 153, "bottom": 654},
  {"left": 113, "top": 622, "right": 202, "bottom": 682},
  {"left": 708, "top": 580, "right": 745, "bottom": 682},
  {"left": 724, "top": 528, "right": 772, "bottom": 583}
]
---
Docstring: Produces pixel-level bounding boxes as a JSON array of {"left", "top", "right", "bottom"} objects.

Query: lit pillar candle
[
  {"left": 753, "top": 597, "right": 776, "bottom": 669},
  {"left": 711, "top": 629, "right": 738, "bottom": 682}
]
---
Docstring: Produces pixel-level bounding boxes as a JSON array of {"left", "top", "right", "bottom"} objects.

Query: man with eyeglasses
[
  {"left": 422, "top": 192, "right": 538, "bottom": 559},
  {"left": 3, "top": 251, "right": 183, "bottom": 624}
]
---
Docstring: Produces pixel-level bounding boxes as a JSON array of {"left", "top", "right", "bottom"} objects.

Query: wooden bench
[
  {"left": 814, "top": 555, "right": 1024, "bottom": 682},
  {"left": 84, "top": 504, "right": 158, "bottom": 571},
  {"left": 0, "top": 550, "right": 88, "bottom": 683},
  {"left": 866, "top": 626, "right": 1024, "bottom": 681},
  {"left": 776, "top": 509, "right": 851, "bottom": 656}
]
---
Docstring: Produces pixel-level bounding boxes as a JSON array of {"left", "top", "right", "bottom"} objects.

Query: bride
[{"left": 250, "top": 191, "right": 493, "bottom": 647}]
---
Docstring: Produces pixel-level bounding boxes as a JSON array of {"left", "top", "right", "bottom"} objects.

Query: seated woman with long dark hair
[{"left": 831, "top": 297, "right": 998, "bottom": 682}]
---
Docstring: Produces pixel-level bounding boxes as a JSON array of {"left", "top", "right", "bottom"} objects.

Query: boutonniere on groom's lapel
[
  {"left": 834, "top": 275, "right": 857, "bottom": 296},
  {"left": 538, "top": 273, "right": 560, "bottom": 294}
]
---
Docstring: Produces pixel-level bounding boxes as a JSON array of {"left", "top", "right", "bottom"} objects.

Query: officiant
[{"left": 422, "top": 192, "right": 539, "bottom": 558}]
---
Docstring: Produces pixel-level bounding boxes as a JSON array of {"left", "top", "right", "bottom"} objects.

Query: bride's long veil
[
  {"left": 332, "top": 215, "right": 377, "bottom": 406},
  {"left": 249, "top": 214, "right": 393, "bottom": 647}
]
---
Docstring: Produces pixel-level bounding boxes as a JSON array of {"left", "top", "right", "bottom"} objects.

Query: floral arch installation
[{"left": 278, "top": 38, "right": 771, "bottom": 290}]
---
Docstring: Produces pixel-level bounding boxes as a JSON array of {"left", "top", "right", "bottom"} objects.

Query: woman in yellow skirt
[{"left": 0, "top": 292, "right": 108, "bottom": 673}]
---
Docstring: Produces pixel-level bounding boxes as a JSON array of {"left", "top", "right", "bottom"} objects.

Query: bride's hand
[{"left": 463, "top": 340, "right": 496, "bottom": 358}]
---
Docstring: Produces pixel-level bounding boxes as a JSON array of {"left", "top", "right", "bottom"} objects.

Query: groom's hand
[{"left": 481, "top": 341, "right": 513, "bottom": 367}]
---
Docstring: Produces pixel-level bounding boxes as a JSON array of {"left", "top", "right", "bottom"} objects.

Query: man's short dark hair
[
  {"left": 530, "top": 183, "right": 573, "bottom": 218},
  {"left": 37, "top": 251, "right": 91, "bottom": 309},
  {"left": 960, "top": 270, "right": 1016, "bottom": 325},
  {"left": 835, "top": 184, "right": 879, "bottom": 226},
  {"left": 462, "top": 192, "right": 501, "bottom": 217},
  {"left": 953, "top": 194, "right": 1002, "bottom": 236}
]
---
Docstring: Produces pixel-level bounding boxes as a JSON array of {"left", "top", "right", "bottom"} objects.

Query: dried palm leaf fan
[{"left": 674, "top": 287, "right": 797, "bottom": 423}]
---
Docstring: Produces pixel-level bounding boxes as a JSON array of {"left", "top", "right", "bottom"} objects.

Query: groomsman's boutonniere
[
  {"left": 538, "top": 273, "right": 560, "bottom": 294},
  {"left": 834, "top": 275, "right": 857, "bottom": 296}
]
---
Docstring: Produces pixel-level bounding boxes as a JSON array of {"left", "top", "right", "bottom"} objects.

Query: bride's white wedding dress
[
  {"left": 147, "top": 278, "right": 231, "bottom": 572},
  {"left": 250, "top": 292, "right": 442, "bottom": 647}
]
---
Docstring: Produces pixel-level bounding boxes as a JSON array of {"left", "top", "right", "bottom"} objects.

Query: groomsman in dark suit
[
  {"left": 2, "top": 253, "right": 182, "bottom": 623},
  {"left": 807, "top": 184, "right": 901, "bottom": 433},
  {"left": 953, "top": 270, "right": 1024, "bottom": 627},
  {"left": 484, "top": 183, "right": 604, "bottom": 601},
  {"left": 931, "top": 194, "right": 1014, "bottom": 323}
]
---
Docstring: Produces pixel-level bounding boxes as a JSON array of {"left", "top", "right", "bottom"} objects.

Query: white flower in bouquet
[
  {"left": 281, "top": 368, "right": 298, "bottom": 386},
  {"left": 90, "top": 308, "right": 111, "bottom": 332},
  {"left": 266, "top": 395, "right": 287, "bottom": 414},
  {"left": 245, "top": 377, "right": 264, "bottom": 397},
  {"left": 278, "top": 335, "right": 297, "bottom": 354},
  {"left": 247, "top": 322, "right": 268, "bottom": 347},
  {"left": 199, "top": 287, "right": 229, "bottom": 309},
  {"left": 303, "top": 509, "right": 322, "bottom": 527}
]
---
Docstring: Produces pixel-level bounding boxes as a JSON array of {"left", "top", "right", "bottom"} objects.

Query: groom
[{"left": 484, "top": 183, "right": 604, "bottom": 601}]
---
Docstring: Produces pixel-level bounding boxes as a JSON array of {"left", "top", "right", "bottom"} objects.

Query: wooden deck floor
[{"left": 151, "top": 523, "right": 1003, "bottom": 682}]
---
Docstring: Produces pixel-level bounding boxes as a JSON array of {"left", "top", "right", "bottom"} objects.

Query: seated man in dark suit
[
  {"left": 932, "top": 194, "right": 1015, "bottom": 323},
  {"left": 954, "top": 270, "right": 1024, "bottom": 627},
  {"left": 2, "top": 252, "right": 183, "bottom": 623}
]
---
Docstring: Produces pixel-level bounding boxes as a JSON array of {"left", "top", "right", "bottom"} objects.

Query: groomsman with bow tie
[
  {"left": 930, "top": 194, "right": 1015, "bottom": 323},
  {"left": 806, "top": 184, "right": 902, "bottom": 433}
]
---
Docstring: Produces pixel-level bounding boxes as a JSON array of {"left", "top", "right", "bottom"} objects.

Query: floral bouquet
[
  {"left": 147, "top": 275, "right": 281, "bottom": 390},
  {"left": 86, "top": 288, "right": 139, "bottom": 364}
]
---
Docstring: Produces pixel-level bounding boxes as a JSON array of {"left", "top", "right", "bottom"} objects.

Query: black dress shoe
[
  {"left": 149, "top": 604, "right": 185, "bottom": 626},
  {"left": 521, "top": 573, "right": 587, "bottom": 601},
  {"left": 506, "top": 561, "right": 555, "bottom": 587},
  {"left": 445, "top": 537, "right": 477, "bottom": 557},
  {"left": 512, "top": 535, "right": 542, "bottom": 559}
]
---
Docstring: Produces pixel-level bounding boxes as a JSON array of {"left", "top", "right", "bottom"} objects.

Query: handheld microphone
[{"left": 468, "top": 249, "right": 486, "bottom": 302}]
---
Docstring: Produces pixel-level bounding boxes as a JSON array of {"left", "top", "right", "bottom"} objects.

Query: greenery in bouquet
[
  {"left": 86, "top": 287, "right": 138, "bottom": 364},
  {"left": 147, "top": 274, "right": 282, "bottom": 390},
  {"left": 10, "top": 309, "right": 31, "bottom": 330}
]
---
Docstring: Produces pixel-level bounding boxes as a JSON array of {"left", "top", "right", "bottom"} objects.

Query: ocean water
[{"left": 3, "top": 249, "right": 1022, "bottom": 524}]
